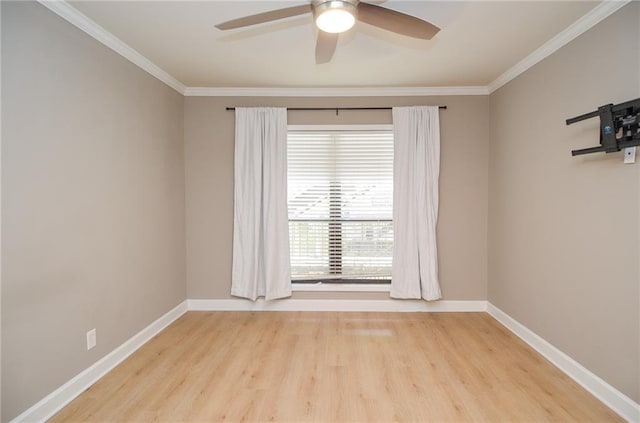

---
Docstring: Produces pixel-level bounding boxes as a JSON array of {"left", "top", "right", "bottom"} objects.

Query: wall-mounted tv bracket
[{"left": 566, "top": 97, "right": 640, "bottom": 158}]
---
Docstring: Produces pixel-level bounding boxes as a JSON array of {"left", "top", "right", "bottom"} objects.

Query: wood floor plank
[{"left": 50, "top": 312, "right": 623, "bottom": 422}]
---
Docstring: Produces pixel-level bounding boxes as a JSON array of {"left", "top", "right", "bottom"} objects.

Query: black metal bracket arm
[{"left": 566, "top": 97, "right": 640, "bottom": 156}]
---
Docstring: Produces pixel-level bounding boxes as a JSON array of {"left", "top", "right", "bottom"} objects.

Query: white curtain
[
  {"left": 391, "top": 106, "right": 442, "bottom": 301},
  {"left": 231, "top": 107, "right": 292, "bottom": 301}
]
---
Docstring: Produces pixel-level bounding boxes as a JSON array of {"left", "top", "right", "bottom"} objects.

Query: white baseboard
[
  {"left": 10, "top": 301, "right": 188, "bottom": 423},
  {"left": 19, "top": 300, "right": 634, "bottom": 422},
  {"left": 487, "top": 303, "right": 640, "bottom": 423},
  {"left": 187, "top": 298, "right": 487, "bottom": 312}
]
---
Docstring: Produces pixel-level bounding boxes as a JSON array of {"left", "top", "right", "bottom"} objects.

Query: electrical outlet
[
  {"left": 623, "top": 147, "right": 636, "bottom": 164},
  {"left": 86, "top": 329, "right": 96, "bottom": 350}
]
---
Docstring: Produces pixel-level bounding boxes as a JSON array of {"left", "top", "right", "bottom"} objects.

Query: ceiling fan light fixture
[{"left": 314, "top": 1, "right": 357, "bottom": 34}]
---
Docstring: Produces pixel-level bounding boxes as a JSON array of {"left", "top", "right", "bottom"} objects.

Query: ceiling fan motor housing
[{"left": 312, "top": 0, "right": 359, "bottom": 33}]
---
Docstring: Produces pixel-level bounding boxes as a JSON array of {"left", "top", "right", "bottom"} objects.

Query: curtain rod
[{"left": 225, "top": 106, "right": 446, "bottom": 115}]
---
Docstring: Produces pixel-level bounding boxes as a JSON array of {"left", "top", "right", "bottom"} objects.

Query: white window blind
[{"left": 287, "top": 127, "right": 393, "bottom": 281}]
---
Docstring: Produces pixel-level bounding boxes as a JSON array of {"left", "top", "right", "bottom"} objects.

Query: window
[{"left": 287, "top": 125, "right": 393, "bottom": 284}]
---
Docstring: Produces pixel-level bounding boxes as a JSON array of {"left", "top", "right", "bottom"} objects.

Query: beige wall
[
  {"left": 1, "top": 2, "right": 186, "bottom": 421},
  {"left": 185, "top": 95, "right": 489, "bottom": 300},
  {"left": 6, "top": 0, "right": 638, "bottom": 419},
  {"left": 488, "top": 3, "right": 640, "bottom": 402}
]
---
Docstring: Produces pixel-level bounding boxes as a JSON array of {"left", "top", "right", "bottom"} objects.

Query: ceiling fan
[{"left": 215, "top": 0, "right": 440, "bottom": 64}]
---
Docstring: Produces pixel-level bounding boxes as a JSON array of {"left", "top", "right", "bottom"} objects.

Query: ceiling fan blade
[
  {"left": 215, "top": 4, "right": 311, "bottom": 30},
  {"left": 315, "top": 31, "right": 339, "bottom": 64},
  {"left": 357, "top": 2, "right": 440, "bottom": 40}
]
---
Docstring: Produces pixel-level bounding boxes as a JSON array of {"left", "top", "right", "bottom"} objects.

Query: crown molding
[
  {"left": 40, "top": 0, "right": 628, "bottom": 98},
  {"left": 37, "top": 0, "right": 186, "bottom": 94},
  {"left": 183, "top": 86, "right": 490, "bottom": 97},
  {"left": 32, "top": 2, "right": 489, "bottom": 98},
  {"left": 34, "top": 2, "right": 489, "bottom": 98},
  {"left": 488, "top": 0, "right": 631, "bottom": 94}
]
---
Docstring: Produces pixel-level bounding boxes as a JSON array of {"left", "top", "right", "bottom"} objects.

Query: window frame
[{"left": 287, "top": 124, "right": 393, "bottom": 293}]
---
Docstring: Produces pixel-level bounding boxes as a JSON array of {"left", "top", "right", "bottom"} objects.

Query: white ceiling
[{"left": 68, "top": 1, "right": 600, "bottom": 89}]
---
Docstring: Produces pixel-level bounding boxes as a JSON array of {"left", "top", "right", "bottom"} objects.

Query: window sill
[{"left": 292, "top": 283, "right": 391, "bottom": 292}]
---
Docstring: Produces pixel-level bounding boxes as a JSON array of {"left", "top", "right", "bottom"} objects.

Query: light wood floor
[{"left": 51, "top": 312, "right": 622, "bottom": 422}]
